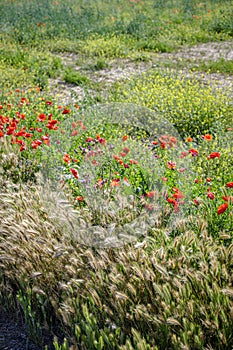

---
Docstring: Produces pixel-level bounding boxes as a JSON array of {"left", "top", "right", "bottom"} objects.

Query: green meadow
[{"left": 0, "top": 0, "right": 233, "bottom": 349}]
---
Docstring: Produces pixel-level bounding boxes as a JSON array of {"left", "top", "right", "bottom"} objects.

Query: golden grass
[{"left": 0, "top": 168, "right": 233, "bottom": 348}]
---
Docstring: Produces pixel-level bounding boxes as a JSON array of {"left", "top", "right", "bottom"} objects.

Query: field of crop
[{"left": 1, "top": 0, "right": 233, "bottom": 349}]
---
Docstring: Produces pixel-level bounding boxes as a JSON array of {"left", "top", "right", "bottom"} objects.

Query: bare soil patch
[
  {"left": 159, "top": 40, "right": 233, "bottom": 92},
  {"left": 0, "top": 310, "right": 42, "bottom": 350},
  {"left": 49, "top": 40, "right": 233, "bottom": 104},
  {"left": 48, "top": 56, "right": 152, "bottom": 104},
  {"left": 166, "top": 40, "right": 233, "bottom": 61}
]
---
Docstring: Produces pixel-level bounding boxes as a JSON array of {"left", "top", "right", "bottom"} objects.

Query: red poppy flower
[
  {"left": 113, "top": 155, "right": 121, "bottom": 161},
  {"left": 167, "top": 197, "right": 179, "bottom": 212},
  {"left": 222, "top": 196, "right": 233, "bottom": 202},
  {"left": 146, "top": 191, "right": 156, "bottom": 198},
  {"left": 207, "top": 192, "right": 215, "bottom": 200},
  {"left": 122, "top": 135, "right": 128, "bottom": 141},
  {"left": 207, "top": 152, "right": 220, "bottom": 159},
  {"left": 81, "top": 124, "right": 86, "bottom": 130},
  {"left": 130, "top": 159, "right": 138, "bottom": 165},
  {"left": 6, "top": 126, "right": 16, "bottom": 135},
  {"left": 31, "top": 140, "right": 42, "bottom": 149},
  {"left": 46, "top": 120, "right": 58, "bottom": 130},
  {"left": 63, "top": 154, "right": 71, "bottom": 164},
  {"left": 37, "top": 113, "right": 47, "bottom": 122},
  {"left": 62, "top": 108, "right": 71, "bottom": 115},
  {"left": 70, "top": 168, "right": 79, "bottom": 179},
  {"left": 226, "top": 182, "right": 233, "bottom": 188},
  {"left": 20, "top": 97, "right": 29, "bottom": 105},
  {"left": 122, "top": 147, "right": 130, "bottom": 154},
  {"left": 167, "top": 161, "right": 176, "bottom": 169},
  {"left": 189, "top": 148, "right": 198, "bottom": 156},
  {"left": 0, "top": 131, "right": 4, "bottom": 137},
  {"left": 16, "top": 139, "right": 24, "bottom": 145},
  {"left": 71, "top": 130, "right": 79, "bottom": 136},
  {"left": 159, "top": 135, "right": 168, "bottom": 142},
  {"left": 203, "top": 134, "right": 212, "bottom": 141},
  {"left": 16, "top": 112, "right": 25, "bottom": 119},
  {"left": 173, "top": 191, "right": 184, "bottom": 199},
  {"left": 14, "top": 129, "right": 25, "bottom": 137},
  {"left": 110, "top": 178, "right": 121, "bottom": 187},
  {"left": 86, "top": 137, "right": 94, "bottom": 142},
  {"left": 169, "top": 136, "right": 177, "bottom": 144},
  {"left": 41, "top": 135, "right": 50, "bottom": 145},
  {"left": 193, "top": 199, "right": 200, "bottom": 206},
  {"left": 180, "top": 152, "right": 188, "bottom": 158},
  {"left": 25, "top": 133, "right": 33, "bottom": 138},
  {"left": 144, "top": 203, "right": 154, "bottom": 211},
  {"left": 217, "top": 203, "right": 228, "bottom": 215},
  {"left": 96, "top": 135, "right": 106, "bottom": 145},
  {"left": 0, "top": 116, "right": 9, "bottom": 125},
  {"left": 186, "top": 137, "right": 193, "bottom": 142},
  {"left": 120, "top": 152, "right": 127, "bottom": 157},
  {"left": 76, "top": 196, "right": 84, "bottom": 201},
  {"left": 20, "top": 144, "right": 26, "bottom": 151},
  {"left": 49, "top": 119, "right": 57, "bottom": 125}
]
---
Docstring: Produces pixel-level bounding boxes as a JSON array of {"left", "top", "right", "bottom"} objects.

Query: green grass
[
  {"left": 192, "top": 58, "right": 233, "bottom": 75},
  {"left": 1, "top": 0, "right": 233, "bottom": 349},
  {"left": 85, "top": 58, "right": 109, "bottom": 71},
  {"left": 0, "top": 44, "right": 63, "bottom": 90},
  {"left": 63, "top": 67, "right": 90, "bottom": 85},
  {"left": 1, "top": 0, "right": 232, "bottom": 90},
  {"left": 1, "top": 0, "right": 232, "bottom": 48}
]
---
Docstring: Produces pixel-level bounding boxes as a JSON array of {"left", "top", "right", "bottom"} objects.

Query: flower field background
[{"left": 0, "top": 0, "right": 233, "bottom": 349}]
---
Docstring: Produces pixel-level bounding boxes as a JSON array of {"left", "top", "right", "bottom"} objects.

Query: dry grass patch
[{"left": 0, "top": 176, "right": 233, "bottom": 348}]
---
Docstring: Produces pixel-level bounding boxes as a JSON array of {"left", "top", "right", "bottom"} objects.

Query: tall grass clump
[{"left": 0, "top": 179, "right": 233, "bottom": 349}]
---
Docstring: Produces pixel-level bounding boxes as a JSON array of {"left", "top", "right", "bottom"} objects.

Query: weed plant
[{"left": 112, "top": 68, "right": 233, "bottom": 138}]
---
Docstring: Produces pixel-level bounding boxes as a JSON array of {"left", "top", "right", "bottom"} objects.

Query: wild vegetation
[{"left": 0, "top": 0, "right": 233, "bottom": 349}]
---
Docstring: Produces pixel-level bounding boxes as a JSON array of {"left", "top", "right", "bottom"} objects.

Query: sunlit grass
[
  {"left": 1, "top": 0, "right": 233, "bottom": 349},
  {"left": 112, "top": 68, "right": 233, "bottom": 138}
]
